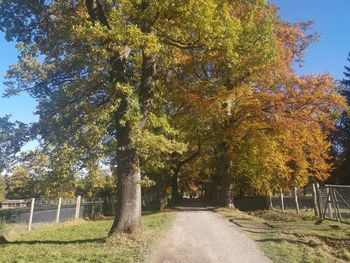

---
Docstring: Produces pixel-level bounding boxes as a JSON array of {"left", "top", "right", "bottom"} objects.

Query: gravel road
[{"left": 147, "top": 204, "right": 271, "bottom": 263}]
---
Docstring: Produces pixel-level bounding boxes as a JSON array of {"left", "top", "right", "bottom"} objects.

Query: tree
[
  {"left": 0, "top": 0, "right": 278, "bottom": 233},
  {"left": 0, "top": 175, "right": 5, "bottom": 202},
  {"left": 163, "top": 1, "right": 280, "bottom": 207},
  {"left": 5, "top": 165, "right": 30, "bottom": 199},
  {"left": 331, "top": 53, "right": 350, "bottom": 184},
  {"left": 174, "top": 18, "right": 345, "bottom": 205},
  {"left": 0, "top": 116, "right": 29, "bottom": 173}
]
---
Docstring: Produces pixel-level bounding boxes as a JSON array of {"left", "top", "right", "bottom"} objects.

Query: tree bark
[
  {"left": 157, "top": 177, "right": 168, "bottom": 211},
  {"left": 267, "top": 193, "right": 273, "bottom": 210},
  {"left": 90, "top": 197, "right": 95, "bottom": 219},
  {"left": 292, "top": 187, "right": 300, "bottom": 214},
  {"left": 109, "top": 97, "right": 143, "bottom": 234},
  {"left": 209, "top": 174, "right": 220, "bottom": 205},
  {"left": 312, "top": 183, "right": 319, "bottom": 217},
  {"left": 222, "top": 177, "right": 235, "bottom": 208},
  {"left": 219, "top": 147, "right": 235, "bottom": 208},
  {"left": 280, "top": 188, "right": 285, "bottom": 212},
  {"left": 221, "top": 157, "right": 235, "bottom": 208},
  {"left": 171, "top": 172, "right": 179, "bottom": 205}
]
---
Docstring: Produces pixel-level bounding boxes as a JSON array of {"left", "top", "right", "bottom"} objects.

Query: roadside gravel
[{"left": 147, "top": 206, "right": 272, "bottom": 263}]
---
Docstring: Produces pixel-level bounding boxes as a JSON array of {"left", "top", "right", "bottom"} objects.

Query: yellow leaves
[
  {"left": 144, "top": 33, "right": 161, "bottom": 55},
  {"left": 136, "top": 129, "right": 186, "bottom": 170},
  {"left": 138, "top": 176, "right": 156, "bottom": 188}
]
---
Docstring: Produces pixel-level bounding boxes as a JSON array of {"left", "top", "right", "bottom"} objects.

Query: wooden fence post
[
  {"left": 316, "top": 183, "right": 322, "bottom": 219},
  {"left": 312, "top": 183, "right": 319, "bottom": 217},
  {"left": 56, "top": 197, "right": 62, "bottom": 223},
  {"left": 280, "top": 189, "right": 285, "bottom": 212},
  {"left": 28, "top": 198, "right": 35, "bottom": 231},
  {"left": 75, "top": 195, "right": 81, "bottom": 220},
  {"left": 99, "top": 197, "right": 102, "bottom": 214},
  {"left": 292, "top": 187, "right": 300, "bottom": 214},
  {"left": 91, "top": 198, "right": 95, "bottom": 219},
  {"left": 326, "top": 188, "right": 333, "bottom": 219}
]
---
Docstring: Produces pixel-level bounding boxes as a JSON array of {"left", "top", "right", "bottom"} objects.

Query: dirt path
[{"left": 147, "top": 204, "right": 271, "bottom": 263}]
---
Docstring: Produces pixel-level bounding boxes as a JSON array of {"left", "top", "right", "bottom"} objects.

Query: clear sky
[
  {"left": 0, "top": 0, "right": 350, "bottom": 125},
  {"left": 271, "top": 0, "right": 350, "bottom": 79}
]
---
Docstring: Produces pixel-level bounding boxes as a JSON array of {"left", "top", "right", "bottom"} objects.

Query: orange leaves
[
  {"left": 254, "top": 72, "right": 344, "bottom": 187},
  {"left": 265, "top": 74, "right": 345, "bottom": 133},
  {"left": 163, "top": 1, "right": 347, "bottom": 195}
]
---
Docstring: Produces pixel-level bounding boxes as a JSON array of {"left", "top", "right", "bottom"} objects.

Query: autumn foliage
[
  {"left": 170, "top": 18, "right": 346, "bottom": 203},
  {"left": 0, "top": 0, "right": 347, "bottom": 231}
]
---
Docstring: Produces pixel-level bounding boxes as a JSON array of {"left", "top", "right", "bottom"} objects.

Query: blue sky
[
  {"left": 1, "top": 0, "right": 350, "bottom": 125},
  {"left": 0, "top": 33, "right": 38, "bottom": 124},
  {"left": 271, "top": 0, "right": 350, "bottom": 79}
]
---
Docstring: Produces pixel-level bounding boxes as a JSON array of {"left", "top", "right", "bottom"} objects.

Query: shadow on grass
[
  {"left": 0, "top": 236, "right": 106, "bottom": 245},
  {"left": 314, "top": 219, "right": 324, "bottom": 225},
  {"left": 256, "top": 237, "right": 319, "bottom": 248}
]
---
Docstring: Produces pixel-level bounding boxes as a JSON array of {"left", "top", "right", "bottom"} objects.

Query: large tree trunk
[
  {"left": 171, "top": 166, "right": 181, "bottom": 205},
  {"left": 109, "top": 96, "right": 143, "bottom": 234},
  {"left": 157, "top": 177, "right": 168, "bottom": 210},
  {"left": 171, "top": 173, "right": 179, "bottom": 204},
  {"left": 112, "top": 148, "right": 143, "bottom": 233},
  {"left": 221, "top": 174, "right": 235, "bottom": 208},
  {"left": 209, "top": 174, "right": 220, "bottom": 205},
  {"left": 220, "top": 151, "right": 235, "bottom": 208}
]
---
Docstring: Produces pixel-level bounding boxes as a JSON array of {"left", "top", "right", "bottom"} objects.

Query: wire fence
[
  {"left": 1, "top": 184, "right": 349, "bottom": 231},
  {"left": 0, "top": 196, "right": 107, "bottom": 230},
  {"left": 267, "top": 186, "right": 317, "bottom": 214},
  {"left": 271, "top": 196, "right": 314, "bottom": 211},
  {"left": 265, "top": 184, "right": 350, "bottom": 224}
]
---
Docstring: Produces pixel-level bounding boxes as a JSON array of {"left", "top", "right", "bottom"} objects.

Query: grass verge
[
  {"left": 0, "top": 212, "right": 175, "bottom": 263},
  {"left": 216, "top": 208, "right": 350, "bottom": 263}
]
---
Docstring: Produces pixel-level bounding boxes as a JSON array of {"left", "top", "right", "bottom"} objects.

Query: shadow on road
[{"left": 171, "top": 198, "right": 215, "bottom": 212}]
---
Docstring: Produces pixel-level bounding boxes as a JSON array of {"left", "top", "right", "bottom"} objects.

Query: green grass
[
  {"left": 216, "top": 208, "right": 350, "bottom": 263},
  {"left": 0, "top": 212, "right": 175, "bottom": 263}
]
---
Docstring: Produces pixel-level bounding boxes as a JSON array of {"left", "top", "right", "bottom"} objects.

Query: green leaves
[{"left": 0, "top": 116, "right": 30, "bottom": 173}]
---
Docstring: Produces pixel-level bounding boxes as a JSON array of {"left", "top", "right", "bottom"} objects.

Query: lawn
[
  {"left": 0, "top": 212, "right": 175, "bottom": 263},
  {"left": 217, "top": 208, "right": 350, "bottom": 263}
]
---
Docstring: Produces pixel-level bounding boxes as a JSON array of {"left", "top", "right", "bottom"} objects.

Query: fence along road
[{"left": 0, "top": 197, "right": 103, "bottom": 228}]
